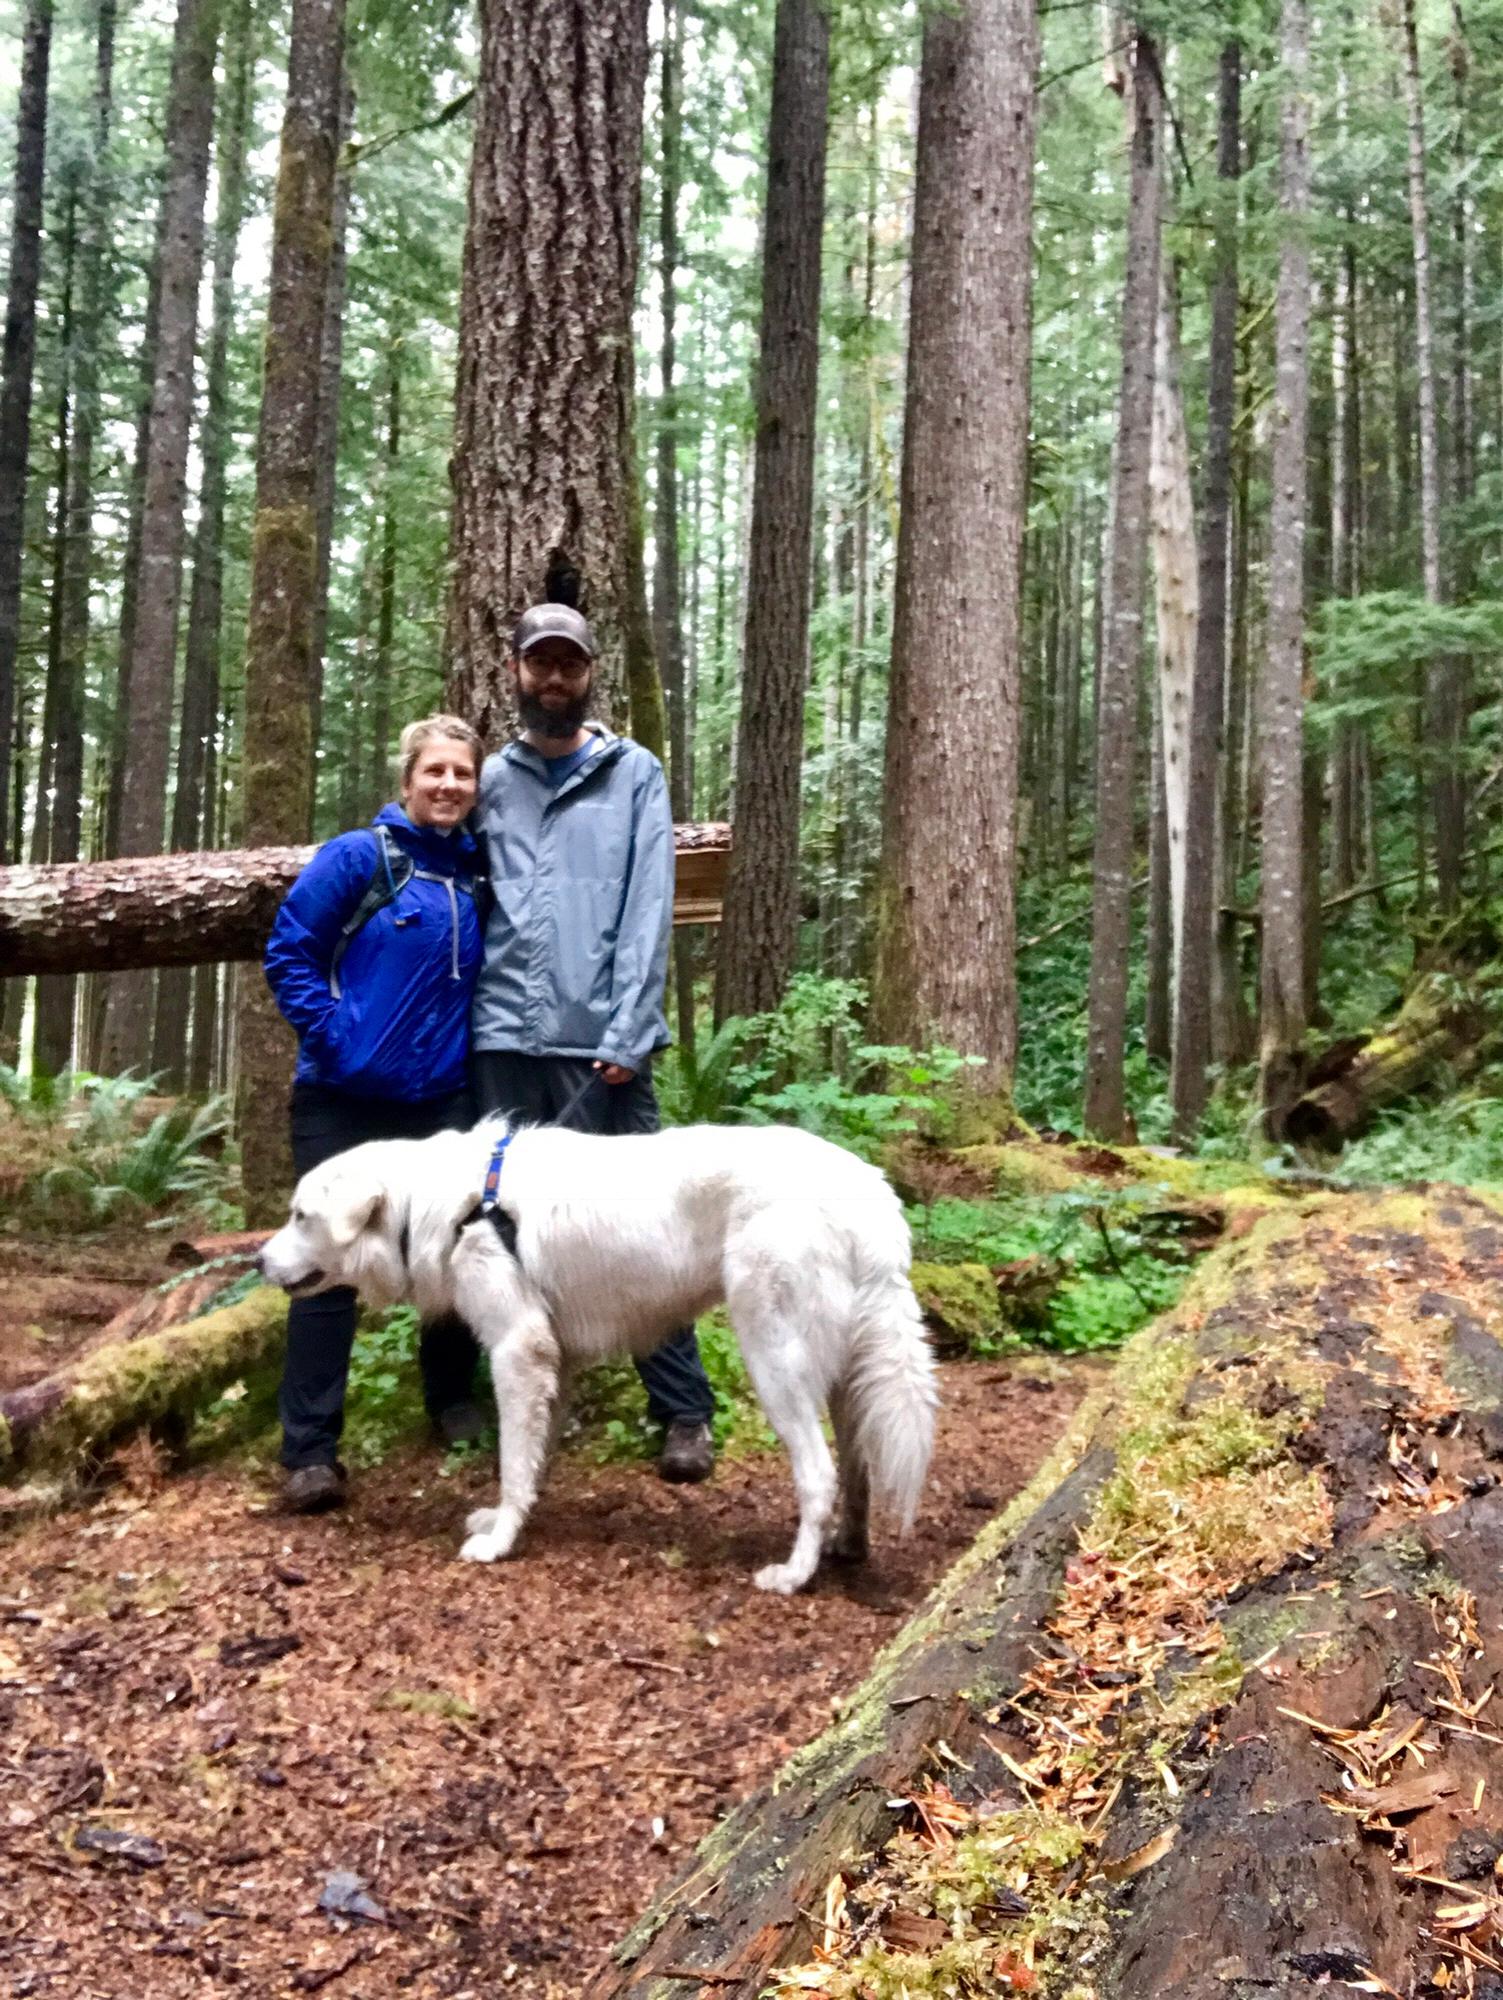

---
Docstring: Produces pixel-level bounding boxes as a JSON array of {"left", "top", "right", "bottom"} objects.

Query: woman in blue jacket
[{"left": 264, "top": 714, "right": 486, "bottom": 1513}]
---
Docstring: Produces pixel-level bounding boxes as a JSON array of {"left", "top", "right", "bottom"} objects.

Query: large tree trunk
[
  {"left": 713, "top": 0, "right": 830, "bottom": 1023},
  {"left": 98, "top": 0, "right": 220, "bottom": 1074},
  {"left": 235, "top": 0, "right": 348, "bottom": 1223},
  {"left": 1399, "top": 0, "right": 1462, "bottom": 912},
  {"left": 30, "top": 0, "right": 116, "bottom": 1082},
  {"left": 152, "top": 0, "right": 255, "bottom": 1090},
  {"left": 308, "top": 77, "right": 353, "bottom": 805},
  {"left": 1084, "top": 31, "right": 1162, "bottom": 1139},
  {"left": 653, "top": 0, "right": 696, "bottom": 1061},
  {"left": 868, "top": 0, "right": 1036, "bottom": 1095},
  {"left": 589, "top": 1185, "right": 1503, "bottom": 1998},
  {"left": 448, "top": 0, "right": 650, "bottom": 738},
  {"left": 0, "top": 0, "right": 54, "bottom": 868},
  {"left": 1171, "top": 39, "right": 1238, "bottom": 1141},
  {"left": 0, "top": 828, "right": 731, "bottom": 977},
  {"left": 1259, "top": 0, "right": 1312, "bottom": 1124}
]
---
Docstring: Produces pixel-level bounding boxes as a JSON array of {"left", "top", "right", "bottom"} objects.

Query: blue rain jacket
[
  {"left": 264, "top": 803, "right": 484, "bottom": 1101},
  {"left": 471, "top": 726, "right": 673, "bottom": 1073}
]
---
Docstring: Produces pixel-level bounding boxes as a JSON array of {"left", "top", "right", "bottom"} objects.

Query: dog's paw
[
  {"left": 465, "top": 1507, "right": 499, "bottom": 1537},
  {"left": 753, "top": 1560, "right": 811, "bottom": 1596},
  {"left": 460, "top": 1532, "right": 500, "bottom": 1564}
]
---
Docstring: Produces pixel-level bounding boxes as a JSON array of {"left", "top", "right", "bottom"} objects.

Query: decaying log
[
  {"left": 1283, "top": 917, "right": 1503, "bottom": 1151},
  {"left": 0, "top": 824, "right": 732, "bottom": 976},
  {"left": 590, "top": 1186, "right": 1503, "bottom": 1999},
  {"left": 0, "top": 1280, "right": 287, "bottom": 1490}
]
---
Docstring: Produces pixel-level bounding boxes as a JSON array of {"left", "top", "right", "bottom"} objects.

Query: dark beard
[{"left": 518, "top": 688, "right": 590, "bottom": 739}]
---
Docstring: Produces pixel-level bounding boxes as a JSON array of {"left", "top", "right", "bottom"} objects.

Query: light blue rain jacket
[{"left": 471, "top": 725, "right": 674, "bottom": 1073}]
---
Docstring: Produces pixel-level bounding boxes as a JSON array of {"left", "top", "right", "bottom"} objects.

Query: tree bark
[
  {"left": 590, "top": 1186, "right": 1503, "bottom": 1998},
  {"left": 152, "top": 0, "right": 256, "bottom": 1090},
  {"left": 868, "top": 0, "right": 1036, "bottom": 1095},
  {"left": 448, "top": 0, "right": 650, "bottom": 738},
  {"left": 713, "top": 0, "right": 830, "bottom": 1024},
  {"left": 30, "top": 0, "right": 115, "bottom": 1082},
  {"left": 1084, "top": 32, "right": 1162, "bottom": 1139},
  {"left": 0, "top": 0, "right": 54, "bottom": 867},
  {"left": 1259, "top": 0, "right": 1311, "bottom": 1125},
  {"left": 98, "top": 0, "right": 220, "bottom": 1073},
  {"left": 0, "top": 828, "right": 731, "bottom": 978},
  {"left": 1171, "top": 40, "right": 1238, "bottom": 1140},
  {"left": 236, "top": 0, "right": 348, "bottom": 1222}
]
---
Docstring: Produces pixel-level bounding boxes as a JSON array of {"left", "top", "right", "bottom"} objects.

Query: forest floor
[
  {"left": 0, "top": 1346, "right": 1098, "bottom": 2000},
  {"left": 0, "top": 1227, "right": 168, "bottom": 1395}
]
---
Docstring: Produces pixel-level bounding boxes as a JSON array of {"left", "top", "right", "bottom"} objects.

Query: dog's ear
[{"left": 324, "top": 1171, "right": 387, "bottom": 1251}]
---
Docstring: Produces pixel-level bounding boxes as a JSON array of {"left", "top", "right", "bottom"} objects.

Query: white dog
[{"left": 259, "top": 1120, "right": 937, "bottom": 1593}]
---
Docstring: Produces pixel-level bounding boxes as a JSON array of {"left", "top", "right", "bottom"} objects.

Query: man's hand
[{"left": 594, "top": 1061, "right": 636, "bottom": 1086}]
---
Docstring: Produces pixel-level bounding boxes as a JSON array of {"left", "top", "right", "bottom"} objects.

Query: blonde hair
[{"left": 397, "top": 714, "right": 483, "bottom": 791}]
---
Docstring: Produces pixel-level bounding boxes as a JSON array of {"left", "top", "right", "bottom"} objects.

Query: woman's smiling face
[{"left": 401, "top": 737, "right": 478, "bottom": 828}]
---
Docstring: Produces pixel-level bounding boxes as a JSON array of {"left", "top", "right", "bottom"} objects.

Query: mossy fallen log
[
  {"left": 0, "top": 1284, "right": 287, "bottom": 1492},
  {"left": 588, "top": 1186, "right": 1503, "bottom": 1999},
  {"left": 1283, "top": 918, "right": 1503, "bottom": 1152}
]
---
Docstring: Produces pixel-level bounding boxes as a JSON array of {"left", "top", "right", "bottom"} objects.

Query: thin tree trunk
[
  {"left": 0, "top": 0, "right": 54, "bottom": 867},
  {"left": 1149, "top": 260, "right": 1198, "bottom": 998},
  {"left": 1084, "top": 30, "right": 1162, "bottom": 1139},
  {"left": 99, "top": 0, "right": 220, "bottom": 1074},
  {"left": 31, "top": 1, "right": 113, "bottom": 1078},
  {"left": 1172, "top": 38, "right": 1238, "bottom": 1137},
  {"left": 714, "top": 0, "right": 830, "bottom": 1023},
  {"left": 152, "top": 0, "right": 254, "bottom": 1089},
  {"left": 1399, "top": 0, "right": 1461, "bottom": 911},
  {"left": 448, "top": 0, "right": 651, "bottom": 737},
  {"left": 1260, "top": 0, "right": 1312, "bottom": 1127},
  {"left": 31, "top": 186, "right": 76, "bottom": 876},
  {"left": 236, "top": 0, "right": 348, "bottom": 1223},
  {"left": 307, "top": 74, "right": 352, "bottom": 823},
  {"left": 1145, "top": 671, "right": 1171, "bottom": 1064},
  {"left": 366, "top": 340, "right": 401, "bottom": 809},
  {"left": 869, "top": 0, "right": 1036, "bottom": 1099}
]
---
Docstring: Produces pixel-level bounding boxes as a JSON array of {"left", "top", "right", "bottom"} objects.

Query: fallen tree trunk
[
  {"left": 589, "top": 1185, "right": 1503, "bottom": 1999},
  {"left": 0, "top": 823, "right": 732, "bottom": 975},
  {"left": 1282, "top": 917, "right": 1503, "bottom": 1151},
  {"left": 0, "top": 1280, "right": 287, "bottom": 1494}
]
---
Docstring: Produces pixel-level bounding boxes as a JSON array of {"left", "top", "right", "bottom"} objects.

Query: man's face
[{"left": 512, "top": 638, "right": 593, "bottom": 739}]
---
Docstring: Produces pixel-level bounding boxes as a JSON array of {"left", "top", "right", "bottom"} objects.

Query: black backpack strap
[{"left": 328, "top": 826, "right": 414, "bottom": 999}]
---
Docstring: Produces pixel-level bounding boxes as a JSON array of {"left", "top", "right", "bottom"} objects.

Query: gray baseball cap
[{"left": 512, "top": 603, "right": 597, "bottom": 659}]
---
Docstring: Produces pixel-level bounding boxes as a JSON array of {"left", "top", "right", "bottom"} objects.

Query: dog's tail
[{"left": 843, "top": 1259, "right": 937, "bottom": 1533}]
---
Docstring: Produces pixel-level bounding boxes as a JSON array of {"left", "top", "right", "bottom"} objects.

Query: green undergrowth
[{"left": 907, "top": 1183, "right": 1202, "bottom": 1355}]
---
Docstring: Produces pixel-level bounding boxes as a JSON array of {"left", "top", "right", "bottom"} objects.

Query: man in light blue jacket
[{"left": 470, "top": 603, "right": 716, "bottom": 1483}]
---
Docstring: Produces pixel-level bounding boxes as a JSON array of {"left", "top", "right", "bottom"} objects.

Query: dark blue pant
[
  {"left": 279, "top": 1083, "right": 481, "bottom": 1470},
  {"left": 470, "top": 1051, "right": 715, "bottom": 1430}
]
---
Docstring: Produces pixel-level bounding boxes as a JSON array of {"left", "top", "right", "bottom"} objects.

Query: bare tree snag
[
  {"left": 589, "top": 1186, "right": 1503, "bottom": 1999},
  {"left": 0, "top": 829, "right": 731, "bottom": 977}
]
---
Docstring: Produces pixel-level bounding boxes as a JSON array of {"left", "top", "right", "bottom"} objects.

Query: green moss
[
  {"left": 379, "top": 1689, "right": 477, "bottom": 1721},
  {"left": 910, "top": 1262, "right": 1004, "bottom": 1348},
  {"left": 953, "top": 1142, "right": 1084, "bottom": 1196}
]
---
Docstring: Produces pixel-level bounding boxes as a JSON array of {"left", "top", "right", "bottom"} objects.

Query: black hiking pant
[
  {"left": 278, "top": 1082, "right": 482, "bottom": 1470},
  {"left": 470, "top": 1052, "right": 716, "bottom": 1431}
]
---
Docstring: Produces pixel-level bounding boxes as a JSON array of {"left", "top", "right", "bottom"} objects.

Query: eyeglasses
[{"left": 522, "top": 654, "right": 592, "bottom": 682}]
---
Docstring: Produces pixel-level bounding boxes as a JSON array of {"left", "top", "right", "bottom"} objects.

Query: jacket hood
[
  {"left": 503, "top": 723, "right": 626, "bottom": 778},
  {"left": 374, "top": 801, "right": 479, "bottom": 868}
]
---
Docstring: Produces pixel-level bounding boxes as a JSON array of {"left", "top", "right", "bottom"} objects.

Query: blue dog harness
[{"left": 458, "top": 1131, "right": 519, "bottom": 1258}]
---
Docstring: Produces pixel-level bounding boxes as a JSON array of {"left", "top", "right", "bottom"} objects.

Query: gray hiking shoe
[
  {"left": 657, "top": 1419, "right": 715, "bottom": 1485},
  {"left": 282, "top": 1463, "right": 348, "bottom": 1514}
]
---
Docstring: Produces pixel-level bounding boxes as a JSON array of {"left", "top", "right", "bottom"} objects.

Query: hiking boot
[
  {"left": 282, "top": 1463, "right": 348, "bottom": 1514},
  {"left": 433, "top": 1401, "right": 488, "bottom": 1449},
  {"left": 657, "top": 1419, "right": 715, "bottom": 1485}
]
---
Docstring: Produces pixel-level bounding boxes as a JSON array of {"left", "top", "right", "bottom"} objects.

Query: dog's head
[{"left": 258, "top": 1155, "right": 397, "bottom": 1300}]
